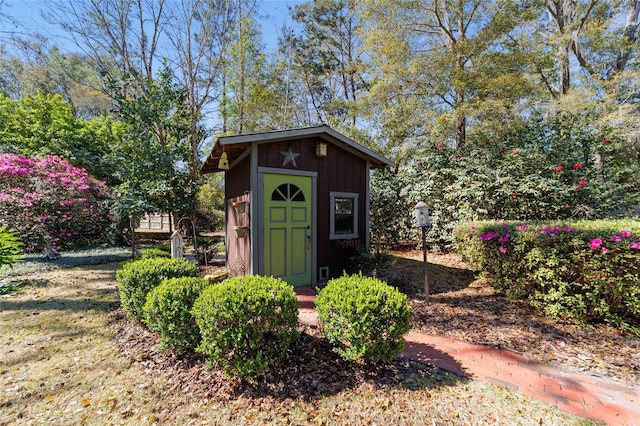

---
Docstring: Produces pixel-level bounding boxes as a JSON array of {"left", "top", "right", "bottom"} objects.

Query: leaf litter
[{"left": 391, "top": 249, "right": 640, "bottom": 387}]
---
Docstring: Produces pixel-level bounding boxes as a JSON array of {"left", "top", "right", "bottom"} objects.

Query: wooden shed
[{"left": 201, "top": 125, "right": 394, "bottom": 286}]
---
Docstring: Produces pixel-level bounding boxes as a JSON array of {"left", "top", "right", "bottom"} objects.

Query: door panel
[{"left": 264, "top": 174, "right": 312, "bottom": 286}]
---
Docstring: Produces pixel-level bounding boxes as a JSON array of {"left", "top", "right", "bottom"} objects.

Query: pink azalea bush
[
  {"left": 454, "top": 219, "right": 640, "bottom": 334},
  {"left": 0, "top": 154, "right": 114, "bottom": 252}
]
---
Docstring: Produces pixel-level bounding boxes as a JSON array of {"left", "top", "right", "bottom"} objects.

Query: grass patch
[{"left": 0, "top": 246, "right": 132, "bottom": 277}]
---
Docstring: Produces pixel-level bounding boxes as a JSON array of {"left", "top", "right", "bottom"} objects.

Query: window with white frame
[{"left": 330, "top": 192, "right": 358, "bottom": 239}]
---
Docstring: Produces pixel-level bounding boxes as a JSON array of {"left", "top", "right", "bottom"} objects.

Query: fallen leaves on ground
[{"left": 394, "top": 250, "right": 640, "bottom": 387}]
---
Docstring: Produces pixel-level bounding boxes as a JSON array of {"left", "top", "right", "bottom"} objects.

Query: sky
[{"left": 0, "top": 0, "right": 305, "bottom": 53}]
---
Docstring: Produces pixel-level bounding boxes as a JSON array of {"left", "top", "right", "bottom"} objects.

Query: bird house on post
[
  {"left": 414, "top": 201, "right": 430, "bottom": 228},
  {"left": 413, "top": 201, "right": 430, "bottom": 296},
  {"left": 170, "top": 230, "right": 184, "bottom": 258}
]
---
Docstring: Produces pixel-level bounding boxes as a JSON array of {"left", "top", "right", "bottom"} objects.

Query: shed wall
[
  {"left": 257, "top": 137, "right": 367, "bottom": 278},
  {"left": 225, "top": 155, "right": 251, "bottom": 276}
]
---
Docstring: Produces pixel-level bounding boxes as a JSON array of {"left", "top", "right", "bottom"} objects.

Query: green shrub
[
  {"left": 140, "top": 248, "right": 171, "bottom": 259},
  {"left": 0, "top": 226, "right": 23, "bottom": 269},
  {"left": 315, "top": 274, "right": 412, "bottom": 363},
  {"left": 454, "top": 219, "right": 640, "bottom": 334},
  {"left": 155, "top": 243, "right": 171, "bottom": 253},
  {"left": 192, "top": 275, "right": 299, "bottom": 378},
  {"left": 143, "top": 277, "right": 211, "bottom": 353},
  {"left": 116, "top": 257, "right": 198, "bottom": 321}
]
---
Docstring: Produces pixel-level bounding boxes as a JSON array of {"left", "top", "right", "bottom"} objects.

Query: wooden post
[{"left": 422, "top": 226, "right": 429, "bottom": 297}]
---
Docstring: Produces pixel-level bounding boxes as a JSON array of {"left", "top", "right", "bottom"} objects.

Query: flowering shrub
[
  {"left": 454, "top": 219, "right": 640, "bottom": 334},
  {"left": 370, "top": 113, "right": 638, "bottom": 250},
  {"left": 0, "top": 154, "right": 114, "bottom": 252}
]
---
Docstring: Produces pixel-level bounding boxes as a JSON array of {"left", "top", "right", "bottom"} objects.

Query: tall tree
[
  {"left": 220, "top": 7, "right": 287, "bottom": 133},
  {"left": 107, "top": 65, "right": 196, "bottom": 219},
  {"left": 48, "top": 0, "right": 245, "bottom": 177},
  {"left": 166, "top": 0, "right": 243, "bottom": 175},
  {"left": 363, "top": 0, "right": 529, "bottom": 155},
  {"left": 285, "top": 0, "right": 368, "bottom": 129}
]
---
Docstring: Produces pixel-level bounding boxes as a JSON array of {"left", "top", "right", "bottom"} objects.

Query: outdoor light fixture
[
  {"left": 218, "top": 152, "right": 229, "bottom": 170},
  {"left": 316, "top": 142, "right": 327, "bottom": 157}
]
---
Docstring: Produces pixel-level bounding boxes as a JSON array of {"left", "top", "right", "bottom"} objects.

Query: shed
[{"left": 201, "top": 125, "right": 394, "bottom": 286}]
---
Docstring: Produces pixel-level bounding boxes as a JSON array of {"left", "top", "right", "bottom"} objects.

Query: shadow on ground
[{"left": 387, "top": 256, "right": 476, "bottom": 295}]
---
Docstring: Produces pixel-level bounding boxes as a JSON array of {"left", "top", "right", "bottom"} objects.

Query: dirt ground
[{"left": 389, "top": 250, "right": 640, "bottom": 388}]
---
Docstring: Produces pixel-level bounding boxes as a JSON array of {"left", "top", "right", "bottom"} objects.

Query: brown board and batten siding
[
  {"left": 257, "top": 137, "right": 367, "bottom": 276},
  {"left": 225, "top": 155, "right": 251, "bottom": 276}
]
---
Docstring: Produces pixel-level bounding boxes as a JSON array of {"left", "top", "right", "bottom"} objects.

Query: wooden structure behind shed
[{"left": 201, "top": 125, "right": 393, "bottom": 286}]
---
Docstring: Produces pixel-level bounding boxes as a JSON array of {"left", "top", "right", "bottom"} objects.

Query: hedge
[
  {"left": 453, "top": 219, "right": 640, "bottom": 334},
  {"left": 116, "top": 257, "right": 199, "bottom": 321}
]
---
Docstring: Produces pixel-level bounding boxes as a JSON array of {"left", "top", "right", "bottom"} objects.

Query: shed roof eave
[{"left": 200, "top": 125, "right": 394, "bottom": 174}]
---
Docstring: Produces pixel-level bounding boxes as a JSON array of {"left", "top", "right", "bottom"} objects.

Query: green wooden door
[{"left": 263, "top": 174, "right": 312, "bottom": 286}]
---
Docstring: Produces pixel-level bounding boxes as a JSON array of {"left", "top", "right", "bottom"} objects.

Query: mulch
[{"left": 110, "top": 311, "right": 445, "bottom": 406}]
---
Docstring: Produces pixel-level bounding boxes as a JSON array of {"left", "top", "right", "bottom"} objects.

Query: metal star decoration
[{"left": 279, "top": 146, "right": 301, "bottom": 168}]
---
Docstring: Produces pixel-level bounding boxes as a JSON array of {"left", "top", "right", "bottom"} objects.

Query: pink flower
[
  {"left": 601, "top": 247, "right": 609, "bottom": 254},
  {"left": 513, "top": 149, "right": 519, "bottom": 155},
  {"left": 590, "top": 238, "right": 603, "bottom": 250},
  {"left": 480, "top": 232, "right": 498, "bottom": 241},
  {"left": 620, "top": 231, "right": 630, "bottom": 238},
  {"left": 612, "top": 235, "right": 622, "bottom": 242},
  {"left": 517, "top": 225, "right": 527, "bottom": 232},
  {"left": 630, "top": 242, "right": 640, "bottom": 250},
  {"left": 573, "top": 162, "right": 582, "bottom": 170},
  {"left": 499, "top": 246, "right": 506, "bottom": 254},
  {"left": 470, "top": 226, "right": 477, "bottom": 231}
]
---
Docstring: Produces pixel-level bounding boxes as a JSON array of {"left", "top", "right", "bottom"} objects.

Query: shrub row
[
  {"left": 453, "top": 219, "right": 640, "bottom": 334},
  {"left": 116, "top": 257, "right": 412, "bottom": 377},
  {"left": 116, "top": 257, "right": 198, "bottom": 321}
]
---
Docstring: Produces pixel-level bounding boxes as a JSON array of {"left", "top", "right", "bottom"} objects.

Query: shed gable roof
[{"left": 201, "top": 125, "right": 394, "bottom": 174}]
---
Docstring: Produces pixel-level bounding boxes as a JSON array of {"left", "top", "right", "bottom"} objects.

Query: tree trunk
[
  {"left": 615, "top": 0, "right": 640, "bottom": 74},
  {"left": 455, "top": 90, "right": 466, "bottom": 147}
]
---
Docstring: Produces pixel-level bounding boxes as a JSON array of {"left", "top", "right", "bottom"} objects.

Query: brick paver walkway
[{"left": 295, "top": 286, "right": 640, "bottom": 425}]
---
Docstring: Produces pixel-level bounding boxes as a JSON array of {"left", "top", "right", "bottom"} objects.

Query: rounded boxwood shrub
[
  {"left": 143, "top": 277, "right": 211, "bottom": 353},
  {"left": 192, "top": 275, "right": 299, "bottom": 378},
  {"left": 116, "top": 257, "right": 198, "bottom": 321},
  {"left": 315, "top": 273, "right": 412, "bottom": 363},
  {"left": 140, "top": 248, "right": 171, "bottom": 259}
]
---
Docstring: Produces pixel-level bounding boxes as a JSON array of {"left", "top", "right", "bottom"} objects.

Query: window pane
[
  {"left": 334, "top": 198, "right": 354, "bottom": 234},
  {"left": 271, "top": 183, "right": 305, "bottom": 201}
]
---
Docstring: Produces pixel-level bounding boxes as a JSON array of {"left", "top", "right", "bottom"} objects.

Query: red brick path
[{"left": 295, "top": 287, "right": 640, "bottom": 425}]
